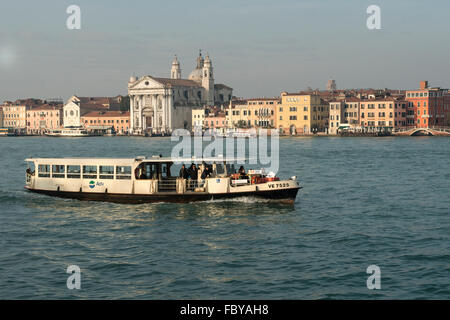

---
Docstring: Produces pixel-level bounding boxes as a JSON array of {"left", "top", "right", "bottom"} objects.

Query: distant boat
[
  {"left": 0, "top": 128, "right": 15, "bottom": 136},
  {"left": 227, "top": 131, "right": 257, "bottom": 138},
  {"left": 44, "top": 127, "right": 100, "bottom": 137}
]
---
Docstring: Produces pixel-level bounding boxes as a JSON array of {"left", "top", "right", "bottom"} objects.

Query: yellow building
[
  {"left": 226, "top": 98, "right": 279, "bottom": 129},
  {"left": 246, "top": 98, "right": 279, "bottom": 128},
  {"left": 192, "top": 108, "right": 205, "bottom": 129},
  {"left": 1, "top": 104, "right": 29, "bottom": 133},
  {"left": 277, "top": 92, "right": 329, "bottom": 134},
  {"left": 226, "top": 100, "right": 249, "bottom": 129}
]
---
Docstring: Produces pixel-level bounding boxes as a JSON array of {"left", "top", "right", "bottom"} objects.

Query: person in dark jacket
[
  {"left": 201, "top": 165, "right": 211, "bottom": 179},
  {"left": 179, "top": 164, "right": 189, "bottom": 179},
  {"left": 189, "top": 164, "right": 198, "bottom": 180},
  {"left": 238, "top": 166, "right": 248, "bottom": 180}
]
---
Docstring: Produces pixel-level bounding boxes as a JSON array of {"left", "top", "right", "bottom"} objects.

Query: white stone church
[{"left": 127, "top": 51, "right": 233, "bottom": 135}]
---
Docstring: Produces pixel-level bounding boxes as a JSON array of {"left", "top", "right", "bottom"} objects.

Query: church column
[
  {"left": 150, "top": 94, "right": 154, "bottom": 130},
  {"left": 168, "top": 91, "right": 173, "bottom": 132},
  {"left": 162, "top": 93, "right": 166, "bottom": 133},
  {"left": 154, "top": 94, "right": 159, "bottom": 133},
  {"left": 138, "top": 95, "right": 143, "bottom": 133},
  {"left": 129, "top": 94, "right": 134, "bottom": 134}
]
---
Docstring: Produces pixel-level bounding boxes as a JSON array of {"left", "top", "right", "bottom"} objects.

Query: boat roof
[{"left": 25, "top": 156, "right": 249, "bottom": 163}]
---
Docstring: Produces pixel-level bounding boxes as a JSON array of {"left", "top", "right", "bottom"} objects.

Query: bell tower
[
  {"left": 202, "top": 54, "right": 214, "bottom": 105},
  {"left": 171, "top": 55, "right": 181, "bottom": 79}
]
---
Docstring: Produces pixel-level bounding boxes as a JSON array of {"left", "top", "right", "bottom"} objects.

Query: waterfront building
[
  {"left": 26, "top": 105, "right": 63, "bottom": 134},
  {"left": 393, "top": 99, "right": 408, "bottom": 128},
  {"left": 343, "top": 97, "right": 361, "bottom": 130},
  {"left": 63, "top": 95, "right": 127, "bottom": 129},
  {"left": 328, "top": 100, "right": 344, "bottom": 134},
  {"left": 81, "top": 111, "right": 130, "bottom": 134},
  {"left": 359, "top": 97, "right": 407, "bottom": 132},
  {"left": 192, "top": 108, "right": 205, "bottom": 129},
  {"left": 127, "top": 51, "right": 233, "bottom": 135},
  {"left": 246, "top": 98, "right": 279, "bottom": 129},
  {"left": 204, "top": 113, "right": 226, "bottom": 134},
  {"left": 277, "top": 92, "right": 329, "bottom": 135},
  {"left": 0, "top": 106, "right": 3, "bottom": 128},
  {"left": 1, "top": 103, "right": 29, "bottom": 134},
  {"left": 405, "top": 80, "right": 450, "bottom": 128},
  {"left": 226, "top": 99, "right": 249, "bottom": 129},
  {"left": 63, "top": 101, "right": 82, "bottom": 127},
  {"left": 225, "top": 98, "right": 279, "bottom": 130}
]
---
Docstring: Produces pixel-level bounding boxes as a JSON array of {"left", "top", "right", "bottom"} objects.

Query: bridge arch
[{"left": 410, "top": 128, "right": 434, "bottom": 136}]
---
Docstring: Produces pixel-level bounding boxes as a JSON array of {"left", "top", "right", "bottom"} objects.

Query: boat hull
[{"left": 25, "top": 186, "right": 301, "bottom": 204}]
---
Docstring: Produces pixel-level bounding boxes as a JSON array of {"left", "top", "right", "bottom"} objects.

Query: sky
[{"left": 1, "top": 0, "right": 450, "bottom": 103}]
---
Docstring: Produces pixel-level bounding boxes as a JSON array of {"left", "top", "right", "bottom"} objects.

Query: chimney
[{"left": 420, "top": 80, "right": 428, "bottom": 90}]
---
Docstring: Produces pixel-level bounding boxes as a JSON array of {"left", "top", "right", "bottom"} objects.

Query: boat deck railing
[
  {"left": 186, "top": 180, "right": 201, "bottom": 191},
  {"left": 158, "top": 179, "right": 177, "bottom": 192}
]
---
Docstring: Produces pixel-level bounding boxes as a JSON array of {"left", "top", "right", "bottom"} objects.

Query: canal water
[{"left": 0, "top": 136, "right": 449, "bottom": 299}]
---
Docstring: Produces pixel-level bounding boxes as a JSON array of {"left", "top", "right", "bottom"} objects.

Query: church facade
[{"left": 127, "top": 52, "right": 233, "bottom": 135}]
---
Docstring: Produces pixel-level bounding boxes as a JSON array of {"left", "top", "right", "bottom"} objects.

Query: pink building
[
  {"left": 204, "top": 113, "right": 226, "bottom": 133},
  {"left": 26, "top": 105, "right": 63, "bottom": 134}
]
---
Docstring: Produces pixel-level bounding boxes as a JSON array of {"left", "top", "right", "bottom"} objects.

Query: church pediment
[{"left": 128, "top": 76, "right": 165, "bottom": 90}]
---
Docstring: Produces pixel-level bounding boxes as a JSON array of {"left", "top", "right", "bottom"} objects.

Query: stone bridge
[{"left": 393, "top": 127, "right": 450, "bottom": 136}]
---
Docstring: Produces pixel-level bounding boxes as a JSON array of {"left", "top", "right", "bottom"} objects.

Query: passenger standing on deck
[
  {"left": 201, "top": 165, "right": 211, "bottom": 179},
  {"left": 238, "top": 166, "right": 249, "bottom": 180},
  {"left": 179, "top": 164, "right": 189, "bottom": 179},
  {"left": 189, "top": 164, "right": 198, "bottom": 180}
]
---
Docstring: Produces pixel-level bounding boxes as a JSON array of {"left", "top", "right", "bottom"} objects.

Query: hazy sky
[{"left": 1, "top": 0, "right": 450, "bottom": 103}]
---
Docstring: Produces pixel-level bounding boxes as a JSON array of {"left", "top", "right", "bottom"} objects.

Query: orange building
[
  {"left": 405, "top": 81, "right": 450, "bottom": 128},
  {"left": 81, "top": 111, "right": 130, "bottom": 134}
]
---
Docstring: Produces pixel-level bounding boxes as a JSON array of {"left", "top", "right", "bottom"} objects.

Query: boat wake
[{"left": 202, "top": 196, "right": 294, "bottom": 204}]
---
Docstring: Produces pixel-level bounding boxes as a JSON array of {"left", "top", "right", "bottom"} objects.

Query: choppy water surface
[{"left": 0, "top": 136, "right": 449, "bottom": 299}]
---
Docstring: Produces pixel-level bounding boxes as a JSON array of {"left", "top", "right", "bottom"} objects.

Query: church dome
[
  {"left": 188, "top": 68, "right": 203, "bottom": 81},
  {"left": 188, "top": 50, "right": 205, "bottom": 81}
]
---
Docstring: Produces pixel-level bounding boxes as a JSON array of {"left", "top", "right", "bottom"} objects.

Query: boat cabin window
[
  {"left": 135, "top": 163, "right": 157, "bottom": 180},
  {"left": 38, "top": 164, "right": 50, "bottom": 178},
  {"left": 26, "top": 162, "right": 35, "bottom": 175},
  {"left": 52, "top": 165, "right": 65, "bottom": 178},
  {"left": 161, "top": 163, "right": 173, "bottom": 179},
  {"left": 226, "top": 164, "right": 236, "bottom": 174},
  {"left": 116, "top": 166, "right": 131, "bottom": 180},
  {"left": 83, "top": 165, "right": 98, "bottom": 179},
  {"left": 67, "top": 165, "right": 81, "bottom": 178},
  {"left": 215, "top": 163, "right": 226, "bottom": 176},
  {"left": 99, "top": 166, "right": 114, "bottom": 179}
]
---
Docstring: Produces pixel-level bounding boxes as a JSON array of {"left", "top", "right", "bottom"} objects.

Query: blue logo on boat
[
  {"left": 89, "top": 181, "right": 95, "bottom": 189},
  {"left": 216, "top": 179, "right": 220, "bottom": 183}
]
